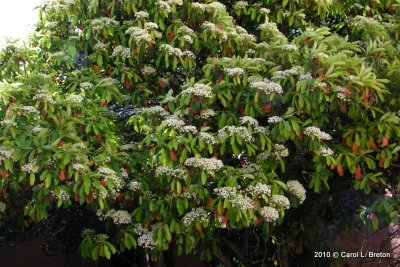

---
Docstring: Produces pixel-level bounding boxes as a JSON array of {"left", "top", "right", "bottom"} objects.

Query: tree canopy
[{"left": 0, "top": 0, "right": 399, "bottom": 265}]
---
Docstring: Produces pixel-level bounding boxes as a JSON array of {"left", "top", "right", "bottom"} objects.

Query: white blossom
[
  {"left": 181, "top": 83, "right": 213, "bottom": 98},
  {"left": 234, "top": 1, "right": 248, "bottom": 9},
  {"left": 248, "top": 183, "right": 271, "bottom": 196},
  {"left": 214, "top": 186, "right": 238, "bottom": 198},
  {"left": 218, "top": 126, "right": 254, "bottom": 143},
  {"left": 159, "top": 43, "right": 183, "bottom": 56},
  {"left": 155, "top": 166, "right": 186, "bottom": 178},
  {"left": 111, "top": 45, "right": 131, "bottom": 59},
  {"left": 200, "top": 109, "right": 215, "bottom": 119},
  {"left": 144, "top": 22, "right": 158, "bottom": 30},
  {"left": 105, "top": 209, "right": 132, "bottom": 224},
  {"left": 80, "top": 82, "right": 94, "bottom": 89},
  {"left": 260, "top": 206, "right": 279, "bottom": 222},
  {"left": 271, "top": 195, "right": 290, "bottom": 209},
  {"left": 286, "top": 180, "right": 306, "bottom": 204},
  {"left": 21, "top": 161, "right": 39, "bottom": 173},
  {"left": 134, "top": 11, "right": 149, "bottom": 20},
  {"left": 128, "top": 181, "right": 141, "bottom": 191},
  {"left": 125, "top": 27, "right": 152, "bottom": 43},
  {"left": 230, "top": 195, "right": 254, "bottom": 212},
  {"left": 239, "top": 116, "right": 259, "bottom": 126},
  {"left": 182, "top": 207, "right": 209, "bottom": 226},
  {"left": 315, "top": 146, "right": 334, "bottom": 157},
  {"left": 67, "top": 94, "right": 84, "bottom": 103},
  {"left": 199, "top": 132, "right": 218, "bottom": 145},
  {"left": 162, "top": 116, "right": 186, "bottom": 128},
  {"left": 274, "top": 144, "right": 289, "bottom": 158},
  {"left": 137, "top": 231, "right": 155, "bottom": 248},
  {"left": 304, "top": 126, "right": 332, "bottom": 141},
  {"left": 250, "top": 80, "right": 283, "bottom": 95},
  {"left": 224, "top": 67, "right": 245, "bottom": 77},
  {"left": 184, "top": 157, "right": 223, "bottom": 172},
  {"left": 141, "top": 65, "right": 156, "bottom": 75},
  {"left": 268, "top": 116, "right": 283, "bottom": 124}
]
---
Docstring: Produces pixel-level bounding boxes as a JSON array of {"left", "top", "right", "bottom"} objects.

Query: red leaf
[
  {"left": 74, "top": 193, "right": 79, "bottom": 202},
  {"left": 352, "top": 142, "right": 358, "bottom": 153},
  {"left": 381, "top": 136, "right": 389, "bottom": 147},
  {"left": 263, "top": 102, "right": 271, "bottom": 113},
  {"left": 355, "top": 165, "right": 362, "bottom": 180},
  {"left": 170, "top": 149, "right": 177, "bottom": 162},
  {"left": 369, "top": 140, "right": 377, "bottom": 151},
  {"left": 59, "top": 169, "right": 66, "bottom": 181},
  {"left": 337, "top": 164, "right": 344, "bottom": 177},
  {"left": 1, "top": 170, "right": 9, "bottom": 179},
  {"left": 379, "top": 157, "right": 385, "bottom": 168},
  {"left": 168, "top": 31, "right": 175, "bottom": 41}
]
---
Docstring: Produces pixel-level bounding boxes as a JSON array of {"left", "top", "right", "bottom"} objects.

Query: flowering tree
[{"left": 0, "top": 0, "right": 399, "bottom": 265}]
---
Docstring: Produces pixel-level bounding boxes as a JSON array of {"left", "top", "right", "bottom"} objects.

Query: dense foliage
[{"left": 0, "top": 0, "right": 399, "bottom": 265}]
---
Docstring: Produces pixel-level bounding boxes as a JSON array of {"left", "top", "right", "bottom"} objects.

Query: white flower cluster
[
  {"left": 248, "top": 183, "right": 271, "bottom": 196},
  {"left": 0, "top": 146, "right": 14, "bottom": 160},
  {"left": 155, "top": 1, "right": 172, "bottom": 13},
  {"left": 184, "top": 157, "right": 223, "bottom": 172},
  {"left": 230, "top": 195, "right": 254, "bottom": 213},
  {"left": 58, "top": 188, "right": 70, "bottom": 201},
  {"left": 111, "top": 45, "right": 131, "bottom": 59},
  {"left": 137, "top": 106, "right": 167, "bottom": 116},
  {"left": 271, "top": 195, "right": 290, "bottom": 209},
  {"left": 182, "top": 207, "right": 209, "bottom": 226},
  {"left": 93, "top": 42, "right": 109, "bottom": 50},
  {"left": 272, "top": 66, "right": 304, "bottom": 79},
  {"left": 299, "top": 74, "right": 313, "bottom": 81},
  {"left": 254, "top": 126, "right": 268, "bottom": 134},
  {"left": 181, "top": 83, "right": 213, "bottom": 98},
  {"left": 67, "top": 94, "right": 84, "bottom": 103},
  {"left": 183, "top": 35, "right": 194, "bottom": 44},
  {"left": 224, "top": 67, "right": 245, "bottom": 77},
  {"left": 159, "top": 44, "right": 183, "bottom": 56},
  {"left": 0, "top": 120, "right": 17, "bottom": 127},
  {"left": 31, "top": 125, "right": 44, "bottom": 134},
  {"left": 234, "top": 1, "right": 248, "bottom": 9},
  {"left": 72, "top": 163, "right": 86, "bottom": 171},
  {"left": 259, "top": 8, "right": 270, "bottom": 14},
  {"left": 315, "top": 146, "right": 334, "bottom": 157},
  {"left": 162, "top": 116, "right": 186, "bottom": 128},
  {"left": 250, "top": 80, "right": 283, "bottom": 95},
  {"left": 182, "top": 50, "right": 196, "bottom": 59},
  {"left": 218, "top": 126, "right": 254, "bottom": 143},
  {"left": 137, "top": 231, "right": 155, "bottom": 248},
  {"left": 90, "top": 17, "right": 119, "bottom": 30},
  {"left": 200, "top": 109, "right": 215, "bottom": 119},
  {"left": 134, "top": 11, "right": 149, "bottom": 20},
  {"left": 98, "top": 167, "right": 125, "bottom": 189},
  {"left": 181, "top": 125, "right": 198, "bottom": 134},
  {"left": 199, "top": 132, "right": 218, "bottom": 145},
  {"left": 260, "top": 206, "right": 279, "bottom": 222},
  {"left": 128, "top": 180, "right": 141, "bottom": 191},
  {"left": 125, "top": 27, "right": 152, "bottom": 43},
  {"left": 239, "top": 116, "right": 259, "bottom": 126},
  {"left": 155, "top": 166, "right": 186, "bottom": 178},
  {"left": 104, "top": 209, "right": 132, "bottom": 225},
  {"left": 80, "top": 82, "right": 94, "bottom": 89},
  {"left": 268, "top": 116, "right": 283, "bottom": 124},
  {"left": 21, "top": 161, "right": 39, "bottom": 173},
  {"left": 177, "top": 26, "right": 194, "bottom": 35},
  {"left": 144, "top": 22, "right": 158, "bottom": 30},
  {"left": 33, "top": 89, "right": 55, "bottom": 104},
  {"left": 286, "top": 180, "right": 306, "bottom": 204},
  {"left": 201, "top": 21, "right": 227, "bottom": 40},
  {"left": 274, "top": 144, "right": 289, "bottom": 158},
  {"left": 280, "top": 44, "right": 299, "bottom": 52},
  {"left": 304, "top": 126, "right": 332, "bottom": 141},
  {"left": 214, "top": 186, "right": 238, "bottom": 198},
  {"left": 20, "top": 106, "right": 39, "bottom": 114},
  {"left": 0, "top": 201, "right": 5, "bottom": 213},
  {"left": 141, "top": 65, "right": 156, "bottom": 75},
  {"left": 336, "top": 86, "right": 350, "bottom": 101}
]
